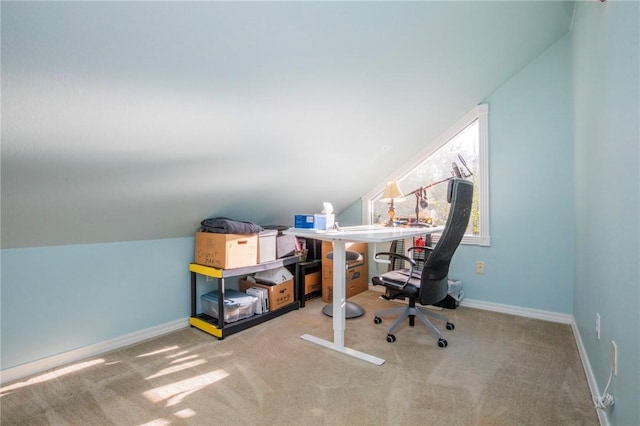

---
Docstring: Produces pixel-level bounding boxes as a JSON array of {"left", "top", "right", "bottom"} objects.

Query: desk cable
[{"left": 593, "top": 368, "right": 615, "bottom": 410}]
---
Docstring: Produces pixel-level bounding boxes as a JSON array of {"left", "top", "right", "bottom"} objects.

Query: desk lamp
[{"left": 380, "top": 180, "right": 406, "bottom": 226}]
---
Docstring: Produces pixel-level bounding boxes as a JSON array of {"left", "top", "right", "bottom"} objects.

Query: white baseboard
[
  {"left": 571, "top": 320, "right": 609, "bottom": 426},
  {"left": 369, "top": 284, "right": 572, "bottom": 324},
  {"left": 0, "top": 318, "right": 189, "bottom": 385},
  {"left": 459, "top": 298, "right": 573, "bottom": 324}
]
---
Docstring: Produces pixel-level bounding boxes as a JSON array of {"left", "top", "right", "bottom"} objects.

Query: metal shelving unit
[{"left": 189, "top": 256, "right": 300, "bottom": 339}]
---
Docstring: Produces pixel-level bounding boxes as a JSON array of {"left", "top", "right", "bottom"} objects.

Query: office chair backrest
[{"left": 419, "top": 178, "right": 474, "bottom": 305}]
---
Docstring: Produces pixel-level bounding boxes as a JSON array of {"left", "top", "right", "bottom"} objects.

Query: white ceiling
[{"left": 1, "top": 1, "right": 574, "bottom": 248}]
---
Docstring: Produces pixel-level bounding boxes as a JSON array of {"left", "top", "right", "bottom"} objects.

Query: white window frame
[{"left": 362, "top": 104, "right": 490, "bottom": 246}]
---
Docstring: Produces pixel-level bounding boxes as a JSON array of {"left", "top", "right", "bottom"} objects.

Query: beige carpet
[{"left": 1, "top": 290, "right": 598, "bottom": 425}]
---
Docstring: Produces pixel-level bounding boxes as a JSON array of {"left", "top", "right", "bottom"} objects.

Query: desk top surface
[{"left": 283, "top": 225, "right": 443, "bottom": 243}]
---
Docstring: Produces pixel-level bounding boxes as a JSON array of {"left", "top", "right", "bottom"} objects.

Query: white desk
[{"left": 283, "top": 225, "right": 443, "bottom": 365}]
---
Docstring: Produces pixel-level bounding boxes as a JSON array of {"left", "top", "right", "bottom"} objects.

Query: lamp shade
[{"left": 380, "top": 180, "right": 406, "bottom": 202}]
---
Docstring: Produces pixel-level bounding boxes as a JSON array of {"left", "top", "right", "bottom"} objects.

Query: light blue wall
[
  {"left": 572, "top": 2, "right": 640, "bottom": 425},
  {"left": 452, "top": 35, "right": 575, "bottom": 314},
  {"left": 341, "top": 35, "right": 575, "bottom": 313},
  {"left": 1, "top": 238, "right": 194, "bottom": 370},
  {"left": 337, "top": 199, "right": 364, "bottom": 227}
]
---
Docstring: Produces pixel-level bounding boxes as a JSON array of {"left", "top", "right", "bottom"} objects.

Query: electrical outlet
[
  {"left": 475, "top": 261, "right": 485, "bottom": 274},
  {"left": 596, "top": 313, "right": 601, "bottom": 340},
  {"left": 611, "top": 340, "right": 618, "bottom": 376}
]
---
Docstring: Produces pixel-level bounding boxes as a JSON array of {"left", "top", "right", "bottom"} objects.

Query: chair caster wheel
[
  {"left": 438, "top": 338, "right": 448, "bottom": 348},
  {"left": 446, "top": 322, "right": 455, "bottom": 330},
  {"left": 387, "top": 334, "right": 396, "bottom": 343},
  {"left": 374, "top": 317, "right": 382, "bottom": 324}
]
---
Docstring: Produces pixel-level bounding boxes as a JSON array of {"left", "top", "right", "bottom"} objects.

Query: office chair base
[
  {"left": 374, "top": 305, "right": 453, "bottom": 346},
  {"left": 322, "top": 302, "right": 365, "bottom": 319}
]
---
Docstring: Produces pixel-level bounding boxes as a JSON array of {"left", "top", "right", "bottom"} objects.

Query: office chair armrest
[
  {"left": 373, "top": 252, "right": 417, "bottom": 289},
  {"left": 374, "top": 251, "right": 417, "bottom": 268}
]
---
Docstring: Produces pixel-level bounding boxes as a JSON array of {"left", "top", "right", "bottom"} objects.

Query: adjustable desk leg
[
  {"left": 332, "top": 241, "right": 347, "bottom": 349},
  {"left": 300, "top": 240, "right": 384, "bottom": 365}
]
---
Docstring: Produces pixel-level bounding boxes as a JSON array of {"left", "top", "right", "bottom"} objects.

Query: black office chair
[
  {"left": 322, "top": 250, "right": 366, "bottom": 319},
  {"left": 372, "top": 178, "right": 473, "bottom": 347}
]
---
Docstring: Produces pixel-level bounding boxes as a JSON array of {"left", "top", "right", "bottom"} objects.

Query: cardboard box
[
  {"left": 240, "top": 278, "right": 295, "bottom": 311},
  {"left": 322, "top": 264, "right": 369, "bottom": 303},
  {"left": 258, "top": 229, "right": 277, "bottom": 263},
  {"left": 304, "top": 270, "right": 322, "bottom": 295},
  {"left": 194, "top": 232, "right": 258, "bottom": 269},
  {"left": 321, "top": 241, "right": 368, "bottom": 303}
]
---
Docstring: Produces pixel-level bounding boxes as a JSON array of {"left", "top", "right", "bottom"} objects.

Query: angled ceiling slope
[{"left": 1, "top": 1, "right": 574, "bottom": 248}]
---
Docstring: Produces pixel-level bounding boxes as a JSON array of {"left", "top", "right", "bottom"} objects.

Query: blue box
[
  {"left": 294, "top": 214, "right": 335, "bottom": 230},
  {"left": 294, "top": 214, "right": 316, "bottom": 229}
]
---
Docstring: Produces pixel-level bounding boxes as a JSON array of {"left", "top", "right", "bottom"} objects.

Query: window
[{"left": 363, "top": 104, "right": 490, "bottom": 246}]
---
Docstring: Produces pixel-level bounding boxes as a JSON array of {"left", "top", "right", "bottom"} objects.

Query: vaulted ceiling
[{"left": 1, "top": 1, "right": 574, "bottom": 248}]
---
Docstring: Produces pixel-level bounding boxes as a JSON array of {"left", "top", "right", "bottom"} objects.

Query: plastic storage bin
[{"left": 201, "top": 289, "right": 257, "bottom": 323}]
